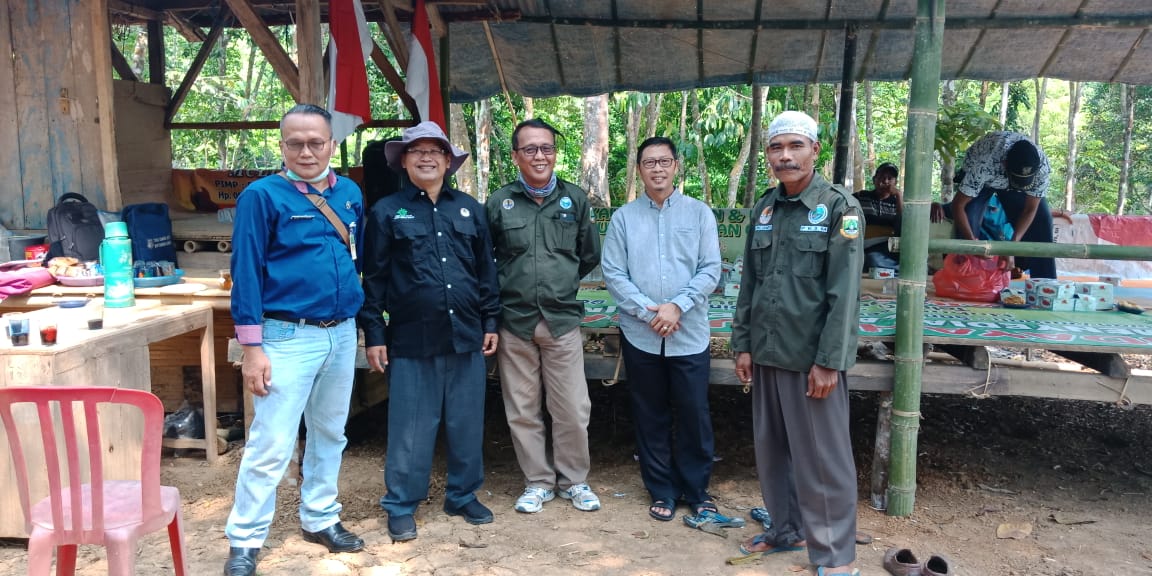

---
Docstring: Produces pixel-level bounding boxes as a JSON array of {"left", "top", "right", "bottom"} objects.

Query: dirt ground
[{"left": 4, "top": 362, "right": 1152, "bottom": 576}]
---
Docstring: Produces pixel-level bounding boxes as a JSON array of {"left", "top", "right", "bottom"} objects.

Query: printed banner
[
  {"left": 580, "top": 291, "right": 1152, "bottom": 350},
  {"left": 171, "top": 167, "right": 366, "bottom": 212}
]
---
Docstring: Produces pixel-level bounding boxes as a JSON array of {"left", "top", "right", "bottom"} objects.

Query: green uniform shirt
[
  {"left": 731, "top": 172, "right": 864, "bottom": 372},
  {"left": 486, "top": 179, "right": 601, "bottom": 341}
]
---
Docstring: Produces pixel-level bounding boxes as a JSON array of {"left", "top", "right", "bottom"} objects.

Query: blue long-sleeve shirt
[
  {"left": 601, "top": 191, "right": 721, "bottom": 356},
  {"left": 358, "top": 184, "right": 501, "bottom": 357},
  {"left": 230, "top": 173, "right": 365, "bottom": 345}
]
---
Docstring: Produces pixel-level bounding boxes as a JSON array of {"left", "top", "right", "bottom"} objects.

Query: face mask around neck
[{"left": 284, "top": 165, "right": 331, "bottom": 184}]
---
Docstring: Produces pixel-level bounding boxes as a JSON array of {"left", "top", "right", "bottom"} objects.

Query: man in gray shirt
[{"left": 601, "top": 136, "right": 722, "bottom": 522}]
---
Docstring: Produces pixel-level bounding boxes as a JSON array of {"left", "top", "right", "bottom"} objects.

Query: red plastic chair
[{"left": 0, "top": 387, "right": 188, "bottom": 575}]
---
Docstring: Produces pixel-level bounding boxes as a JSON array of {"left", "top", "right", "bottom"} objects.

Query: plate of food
[
  {"left": 57, "top": 275, "right": 104, "bottom": 287},
  {"left": 1000, "top": 288, "right": 1028, "bottom": 309},
  {"left": 134, "top": 269, "right": 185, "bottom": 288}
]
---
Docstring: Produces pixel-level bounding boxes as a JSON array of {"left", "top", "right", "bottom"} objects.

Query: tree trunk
[
  {"left": 979, "top": 81, "right": 989, "bottom": 109},
  {"left": 679, "top": 92, "right": 688, "bottom": 143},
  {"left": 644, "top": 93, "right": 663, "bottom": 138},
  {"left": 580, "top": 94, "right": 611, "bottom": 207},
  {"left": 1118, "top": 84, "right": 1135, "bottom": 215},
  {"left": 625, "top": 97, "right": 643, "bottom": 202},
  {"left": 939, "top": 81, "right": 957, "bottom": 202},
  {"left": 1064, "top": 82, "right": 1081, "bottom": 212},
  {"left": 450, "top": 103, "right": 478, "bottom": 197},
  {"left": 809, "top": 83, "right": 821, "bottom": 120},
  {"left": 690, "top": 90, "right": 712, "bottom": 205},
  {"left": 864, "top": 80, "right": 875, "bottom": 177},
  {"left": 742, "top": 84, "right": 766, "bottom": 207},
  {"left": 1032, "top": 78, "right": 1047, "bottom": 142},
  {"left": 999, "top": 82, "right": 1010, "bottom": 126},
  {"left": 727, "top": 128, "right": 752, "bottom": 208},
  {"left": 216, "top": 31, "right": 230, "bottom": 170},
  {"left": 475, "top": 99, "right": 493, "bottom": 200},
  {"left": 523, "top": 96, "right": 534, "bottom": 120}
]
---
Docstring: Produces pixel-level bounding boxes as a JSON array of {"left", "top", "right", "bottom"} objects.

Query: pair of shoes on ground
[
  {"left": 225, "top": 523, "right": 364, "bottom": 576},
  {"left": 515, "top": 483, "right": 601, "bottom": 513},
  {"left": 884, "top": 547, "right": 953, "bottom": 575},
  {"left": 389, "top": 500, "right": 494, "bottom": 543}
]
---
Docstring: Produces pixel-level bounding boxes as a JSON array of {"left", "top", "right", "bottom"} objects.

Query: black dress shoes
[
  {"left": 301, "top": 522, "right": 365, "bottom": 553},
  {"left": 444, "top": 499, "right": 494, "bottom": 525},
  {"left": 386, "top": 514, "right": 418, "bottom": 542},
  {"left": 223, "top": 547, "right": 259, "bottom": 576}
]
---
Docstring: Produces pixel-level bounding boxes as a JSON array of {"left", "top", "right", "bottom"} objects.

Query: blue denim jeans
[
  {"left": 381, "top": 352, "right": 486, "bottom": 516},
  {"left": 226, "top": 318, "right": 357, "bottom": 547}
]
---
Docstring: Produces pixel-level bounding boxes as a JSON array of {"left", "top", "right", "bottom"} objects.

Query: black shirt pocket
[
  {"left": 452, "top": 217, "right": 479, "bottom": 261},
  {"left": 392, "top": 222, "right": 430, "bottom": 262}
]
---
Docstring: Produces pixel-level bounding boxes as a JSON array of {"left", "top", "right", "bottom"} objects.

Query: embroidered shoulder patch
[{"left": 840, "top": 214, "right": 861, "bottom": 239}]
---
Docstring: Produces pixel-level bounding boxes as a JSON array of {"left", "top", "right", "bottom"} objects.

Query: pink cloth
[{"left": 0, "top": 267, "right": 55, "bottom": 298}]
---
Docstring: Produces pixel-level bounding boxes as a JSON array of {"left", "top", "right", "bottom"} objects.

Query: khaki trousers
[{"left": 497, "top": 321, "right": 592, "bottom": 490}]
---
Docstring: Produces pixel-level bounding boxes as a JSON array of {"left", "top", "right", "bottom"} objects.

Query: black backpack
[
  {"left": 44, "top": 193, "right": 105, "bottom": 262},
  {"left": 121, "top": 202, "right": 178, "bottom": 264}
]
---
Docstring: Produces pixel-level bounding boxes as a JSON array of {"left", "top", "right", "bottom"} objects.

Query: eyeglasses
[
  {"left": 516, "top": 145, "right": 557, "bottom": 157},
  {"left": 641, "top": 157, "right": 676, "bottom": 169},
  {"left": 406, "top": 148, "right": 448, "bottom": 158},
  {"left": 282, "top": 140, "right": 330, "bottom": 153}
]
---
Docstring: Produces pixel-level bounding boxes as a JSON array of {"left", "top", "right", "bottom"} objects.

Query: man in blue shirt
[
  {"left": 601, "top": 137, "right": 722, "bottom": 522},
  {"left": 225, "top": 104, "right": 366, "bottom": 576},
  {"left": 359, "top": 121, "right": 501, "bottom": 542}
]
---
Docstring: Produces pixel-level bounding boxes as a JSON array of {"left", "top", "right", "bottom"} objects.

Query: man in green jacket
[
  {"left": 486, "top": 119, "right": 603, "bottom": 514},
  {"left": 731, "top": 111, "right": 864, "bottom": 576}
]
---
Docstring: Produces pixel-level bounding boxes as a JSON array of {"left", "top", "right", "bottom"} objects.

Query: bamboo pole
[
  {"left": 924, "top": 238, "right": 1152, "bottom": 260},
  {"left": 887, "top": 0, "right": 943, "bottom": 518}
]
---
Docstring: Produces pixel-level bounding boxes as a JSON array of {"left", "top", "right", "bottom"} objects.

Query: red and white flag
[
  {"left": 406, "top": 0, "right": 445, "bottom": 129},
  {"left": 327, "top": 0, "right": 372, "bottom": 144}
]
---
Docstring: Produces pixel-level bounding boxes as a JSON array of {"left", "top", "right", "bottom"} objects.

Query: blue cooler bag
[{"left": 121, "top": 202, "right": 178, "bottom": 265}]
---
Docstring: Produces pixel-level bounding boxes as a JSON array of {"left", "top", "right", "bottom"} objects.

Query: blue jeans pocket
[{"left": 262, "top": 319, "right": 297, "bottom": 342}]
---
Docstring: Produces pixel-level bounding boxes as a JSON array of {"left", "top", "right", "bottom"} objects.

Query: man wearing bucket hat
[
  {"left": 486, "top": 119, "right": 603, "bottom": 515},
  {"left": 225, "top": 104, "right": 365, "bottom": 576},
  {"left": 934, "top": 131, "right": 1056, "bottom": 279},
  {"left": 359, "top": 121, "right": 501, "bottom": 542},
  {"left": 732, "top": 111, "right": 864, "bottom": 576}
]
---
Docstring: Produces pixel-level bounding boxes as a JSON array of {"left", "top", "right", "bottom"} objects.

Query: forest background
[{"left": 113, "top": 21, "right": 1150, "bottom": 216}]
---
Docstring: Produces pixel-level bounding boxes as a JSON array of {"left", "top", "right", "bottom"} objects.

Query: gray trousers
[{"left": 752, "top": 365, "right": 857, "bottom": 567}]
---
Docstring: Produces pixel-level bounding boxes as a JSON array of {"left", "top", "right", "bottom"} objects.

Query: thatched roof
[{"left": 121, "top": 0, "right": 1152, "bottom": 102}]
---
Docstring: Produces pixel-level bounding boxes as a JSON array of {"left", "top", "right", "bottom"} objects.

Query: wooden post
[
  {"left": 440, "top": 33, "right": 451, "bottom": 135},
  {"left": 90, "top": 0, "right": 122, "bottom": 210},
  {"left": 832, "top": 24, "right": 857, "bottom": 185},
  {"left": 296, "top": 0, "right": 324, "bottom": 105},
  {"left": 869, "top": 392, "right": 893, "bottom": 511},
  {"left": 887, "top": 0, "right": 944, "bottom": 517},
  {"left": 147, "top": 18, "right": 165, "bottom": 85}
]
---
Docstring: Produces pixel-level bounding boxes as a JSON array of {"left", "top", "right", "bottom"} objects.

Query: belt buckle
[{"left": 317, "top": 319, "right": 340, "bottom": 328}]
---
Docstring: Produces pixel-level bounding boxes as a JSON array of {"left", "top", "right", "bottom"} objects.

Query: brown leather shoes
[
  {"left": 922, "top": 554, "right": 953, "bottom": 575},
  {"left": 882, "top": 547, "right": 922, "bottom": 576}
]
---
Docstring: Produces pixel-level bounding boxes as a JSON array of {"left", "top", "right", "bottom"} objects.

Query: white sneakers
[
  {"left": 514, "top": 486, "right": 554, "bottom": 513},
  {"left": 559, "top": 483, "right": 601, "bottom": 511},
  {"left": 514, "top": 483, "right": 602, "bottom": 513}
]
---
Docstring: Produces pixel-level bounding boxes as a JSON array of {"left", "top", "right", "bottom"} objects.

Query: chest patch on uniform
[
  {"left": 808, "top": 204, "right": 828, "bottom": 224},
  {"left": 758, "top": 206, "right": 774, "bottom": 225},
  {"left": 840, "top": 214, "right": 861, "bottom": 239},
  {"left": 460, "top": 207, "right": 471, "bottom": 218},
  {"left": 394, "top": 208, "right": 414, "bottom": 220},
  {"left": 559, "top": 196, "right": 573, "bottom": 209},
  {"left": 502, "top": 198, "right": 515, "bottom": 210}
]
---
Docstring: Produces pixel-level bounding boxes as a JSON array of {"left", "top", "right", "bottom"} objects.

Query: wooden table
[{"left": 0, "top": 301, "right": 216, "bottom": 537}]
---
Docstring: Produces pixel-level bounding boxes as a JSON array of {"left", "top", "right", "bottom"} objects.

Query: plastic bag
[
  {"left": 163, "top": 400, "right": 205, "bottom": 439},
  {"left": 932, "top": 254, "right": 1010, "bottom": 303}
]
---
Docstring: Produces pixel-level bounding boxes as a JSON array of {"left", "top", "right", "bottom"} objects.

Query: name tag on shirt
[
  {"left": 556, "top": 212, "right": 576, "bottom": 222},
  {"left": 289, "top": 215, "right": 315, "bottom": 220},
  {"left": 754, "top": 225, "right": 773, "bottom": 232},
  {"left": 799, "top": 225, "right": 828, "bottom": 233}
]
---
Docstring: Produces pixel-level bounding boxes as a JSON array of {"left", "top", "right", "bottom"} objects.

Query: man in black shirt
[{"left": 854, "top": 162, "right": 902, "bottom": 271}]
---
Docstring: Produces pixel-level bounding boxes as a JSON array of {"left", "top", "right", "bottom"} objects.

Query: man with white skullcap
[{"left": 731, "top": 111, "right": 864, "bottom": 576}]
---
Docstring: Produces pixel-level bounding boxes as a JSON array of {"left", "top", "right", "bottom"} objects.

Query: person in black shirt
[
  {"left": 359, "top": 121, "right": 501, "bottom": 543},
  {"left": 854, "top": 162, "right": 903, "bottom": 271}
]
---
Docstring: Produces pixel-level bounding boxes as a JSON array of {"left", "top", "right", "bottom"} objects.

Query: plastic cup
[
  {"left": 6, "top": 314, "right": 30, "bottom": 346},
  {"left": 87, "top": 303, "right": 104, "bottom": 330},
  {"left": 39, "top": 319, "right": 58, "bottom": 345}
]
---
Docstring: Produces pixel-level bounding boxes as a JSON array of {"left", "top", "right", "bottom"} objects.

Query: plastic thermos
[{"left": 101, "top": 221, "right": 135, "bottom": 308}]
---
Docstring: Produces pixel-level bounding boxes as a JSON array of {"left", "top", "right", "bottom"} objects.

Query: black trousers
[
  {"left": 620, "top": 336, "right": 714, "bottom": 507},
  {"left": 944, "top": 187, "right": 1057, "bottom": 278}
]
